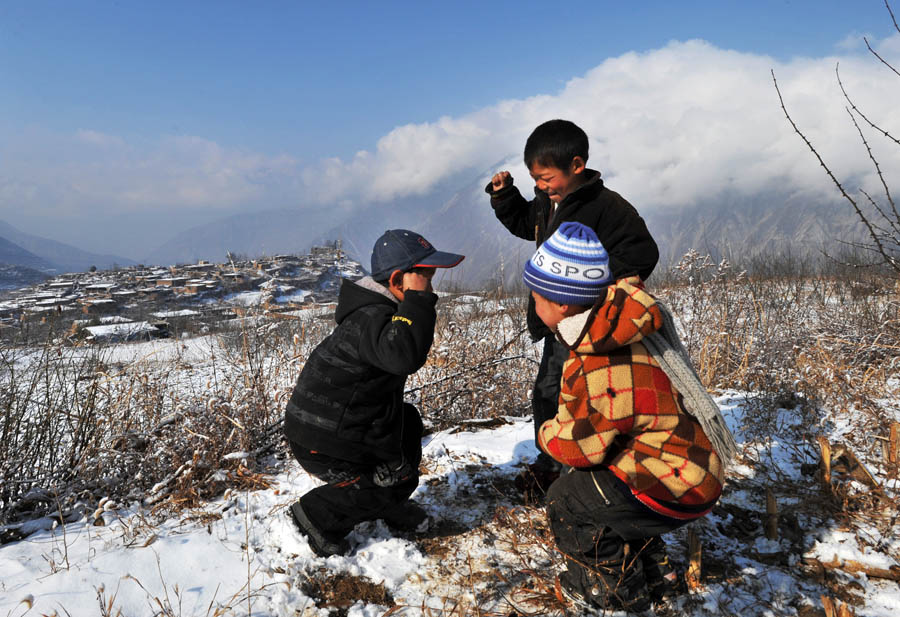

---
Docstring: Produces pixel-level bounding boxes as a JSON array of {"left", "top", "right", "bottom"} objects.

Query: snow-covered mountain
[
  {"left": 0, "top": 220, "right": 136, "bottom": 274},
  {"left": 137, "top": 170, "right": 863, "bottom": 287}
]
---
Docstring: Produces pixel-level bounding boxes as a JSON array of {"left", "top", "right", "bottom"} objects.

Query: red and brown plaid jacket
[{"left": 538, "top": 277, "right": 724, "bottom": 517}]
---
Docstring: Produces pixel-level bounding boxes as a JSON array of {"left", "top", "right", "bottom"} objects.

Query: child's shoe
[
  {"left": 289, "top": 501, "right": 350, "bottom": 557},
  {"left": 633, "top": 537, "right": 679, "bottom": 603},
  {"left": 557, "top": 575, "right": 603, "bottom": 616},
  {"left": 514, "top": 457, "right": 562, "bottom": 497},
  {"left": 558, "top": 559, "right": 652, "bottom": 614},
  {"left": 381, "top": 500, "right": 431, "bottom": 532}
]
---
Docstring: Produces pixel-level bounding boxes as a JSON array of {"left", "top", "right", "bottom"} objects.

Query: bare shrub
[
  {"left": 0, "top": 307, "right": 334, "bottom": 527},
  {"left": 409, "top": 291, "right": 537, "bottom": 429},
  {"left": 655, "top": 249, "right": 900, "bottom": 470}
]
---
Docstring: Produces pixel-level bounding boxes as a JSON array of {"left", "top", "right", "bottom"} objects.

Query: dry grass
[{"left": 2, "top": 254, "right": 898, "bottom": 554}]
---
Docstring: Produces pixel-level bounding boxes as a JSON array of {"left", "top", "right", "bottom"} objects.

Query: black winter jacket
[
  {"left": 486, "top": 169, "right": 659, "bottom": 340},
  {"left": 283, "top": 277, "right": 437, "bottom": 464}
]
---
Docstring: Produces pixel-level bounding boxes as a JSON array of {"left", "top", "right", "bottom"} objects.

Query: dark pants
[
  {"left": 532, "top": 335, "right": 569, "bottom": 469},
  {"left": 289, "top": 403, "right": 423, "bottom": 538},
  {"left": 547, "top": 468, "right": 690, "bottom": 599}
]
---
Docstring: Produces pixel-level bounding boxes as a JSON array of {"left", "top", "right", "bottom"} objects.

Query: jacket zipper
[{"left": 590, "top": 470, "right": 611, "bottom": 505}]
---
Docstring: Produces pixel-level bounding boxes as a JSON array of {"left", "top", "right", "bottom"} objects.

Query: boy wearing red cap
[{"left": 284, "top": 229, "right": 463, "bottom": 557}]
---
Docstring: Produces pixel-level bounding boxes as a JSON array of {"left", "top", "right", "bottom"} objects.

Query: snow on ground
[
  {"left": 2, "top": 400, "right": 899, "bottom": 616},
  {"left": 276, "top": 290, "right": 312, "bottom": 303},
  {"left": 151, "top": 309, "right": 202, "bottom": 318},
  {"left": 225, "top": 291, "right": 267, "bottom": 307},
  {"left": 0, "top": 418, "right": 535, "bottom": 617}
]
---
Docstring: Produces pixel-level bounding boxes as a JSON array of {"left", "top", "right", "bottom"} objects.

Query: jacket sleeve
[
  {"left": 485, "top": 181, "right": 538, "bottom": 241},
  {"left": 357, "top": 290, "right": 438, "bottom": 376},
  {"left": 599, "top": 198, "right": 659, "bottom": 281},
  {"left": 537, "top": 360, "right": 634, "bottom": 468}
]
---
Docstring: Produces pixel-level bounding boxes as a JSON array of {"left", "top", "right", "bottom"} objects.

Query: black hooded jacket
[
  {"left": 283, "top": 277, "right": 438, "bottom": 464},
  {"left": 486, "top": 169, "right": 659, "bottom": 340}
]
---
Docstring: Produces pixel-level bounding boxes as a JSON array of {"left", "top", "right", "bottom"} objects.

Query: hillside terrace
[{"left": 0, "top": 242, "right": 363, "bottom": 343}]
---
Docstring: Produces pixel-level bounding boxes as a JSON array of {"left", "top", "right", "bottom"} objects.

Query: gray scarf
[{"left": 642, "top": 300, "right": 739, "bottom": 469}]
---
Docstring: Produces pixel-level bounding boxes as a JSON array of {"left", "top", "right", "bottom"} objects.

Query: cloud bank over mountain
[{"left": 2, "top": 35, "right": 899, "bottom": 259}]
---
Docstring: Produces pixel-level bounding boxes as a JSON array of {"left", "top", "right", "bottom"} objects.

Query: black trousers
[
  {"left": 532, "top": 335, "right": 569, "bottom": 467},
  {"left": 289, "top": 403, "right": 423, "bottom": 538},
  {"left": 546, "top": 468, "right": 689, "bottom": 569}
]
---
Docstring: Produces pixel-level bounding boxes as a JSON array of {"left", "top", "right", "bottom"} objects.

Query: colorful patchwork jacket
[{"left": 537, "top": 276, "right": 724, "bottom": 518}]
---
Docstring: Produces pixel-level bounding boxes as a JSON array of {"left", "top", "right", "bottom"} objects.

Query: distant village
[{"left": 0, "top": 242, "right": 364, "bottom": 344}]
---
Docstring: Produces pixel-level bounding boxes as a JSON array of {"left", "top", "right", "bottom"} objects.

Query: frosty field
[{"left": 2, "top": 259, "right": 899, "bottom": 616}]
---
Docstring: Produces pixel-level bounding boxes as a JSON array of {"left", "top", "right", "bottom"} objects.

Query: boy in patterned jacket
[{"left": 522, "top": 222, "right": 734, "bottom": 613}]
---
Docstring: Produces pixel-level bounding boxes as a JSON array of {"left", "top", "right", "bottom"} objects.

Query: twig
[
  {"left": 771, "top": 69, "right": 898, "bottom": 273},
  {"left": 405, "top": 354, "right": 534, "bottom": 395}
]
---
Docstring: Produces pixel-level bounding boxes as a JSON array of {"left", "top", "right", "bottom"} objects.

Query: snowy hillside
[
  {"left": 1, "top": 261, "right": 899, "bottom": 616},
  {"left": 2, "top": 405, "right": 899, "bottom": 616}
]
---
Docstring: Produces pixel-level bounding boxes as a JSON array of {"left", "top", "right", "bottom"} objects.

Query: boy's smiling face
[{"left": 529, "top": 156, "right": 586, "bottom": 203}]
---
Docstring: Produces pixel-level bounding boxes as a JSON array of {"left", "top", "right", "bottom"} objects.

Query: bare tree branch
[
  {"left": 771, "top": 70, "right": 898, "bottom": 273},
  {"left": 837, "top": 63, "right": 900, "bottom": 148},
  {"left": 864, "top": 36, "right": 900, "bottom": 78},
  {"left": 886, "top": 0, "right": 900, "bottom": 34},
  {"left": 844, "top": 106, "right": 899, "bottom": 223},
  {"left": 859, "top": 188, "right": 900, "bottom": 240}
]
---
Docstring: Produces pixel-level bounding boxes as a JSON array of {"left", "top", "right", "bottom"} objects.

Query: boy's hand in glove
[{"left": 373, "top": 458, "right": 414, "bottom": 487}]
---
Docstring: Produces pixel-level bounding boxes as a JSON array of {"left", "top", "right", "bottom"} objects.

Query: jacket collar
[
  {"left": 335, "top": 276, "right": 397, "bottom": 323},
  {"left": 555, "top": 276, "right": 661, "bottom": 353},
  {"left": 356, "top": 276, "right": 398, "bottom": 303}
]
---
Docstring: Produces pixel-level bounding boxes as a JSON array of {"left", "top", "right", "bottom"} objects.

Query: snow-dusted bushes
[
  {"left": 655, "top": 250, "right": 900, "bottom": 460},
  {"left": 410, "top": 290, "right": 536, "bottom": 428},
  {"left": 2, "top": 267, "right": 897, "bottom": 536},
  {"left": 0, "top": 312, "right": 329, "bottom": 528}
]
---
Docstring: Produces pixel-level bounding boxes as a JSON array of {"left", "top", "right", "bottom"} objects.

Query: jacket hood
[
  {"left": 556, "top": 276, "right": 662, "bottom": 353},
  {"left": 335, "top": 276, "right": 397, "bottom": 323}
]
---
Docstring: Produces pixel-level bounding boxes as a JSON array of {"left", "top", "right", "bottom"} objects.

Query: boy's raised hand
[
  {"left": 402, "top": 269, "right": 434, "bottom": 294},
  {"left": 491, "top": 171, "right": 512, "bottom": 192}
]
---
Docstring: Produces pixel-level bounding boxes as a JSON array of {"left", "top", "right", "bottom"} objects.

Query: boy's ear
[
  {"left": 570, "top": 156, "right": 586, "bottom": 175},
  {"left": 561, "top": 303, "right": 587, "bottom": 317},
  {"left": 389, "top": 269, "right": 404, "bottom": 288}
]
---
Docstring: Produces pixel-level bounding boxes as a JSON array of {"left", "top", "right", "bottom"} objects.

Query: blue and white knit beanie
[{"left": 523, "top": 222, "right": 613, "bottom": 305}]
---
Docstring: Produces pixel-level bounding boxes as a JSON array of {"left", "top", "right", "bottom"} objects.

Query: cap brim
[{"left": 414, "top": 250, "right": 465, "bottom": 269}]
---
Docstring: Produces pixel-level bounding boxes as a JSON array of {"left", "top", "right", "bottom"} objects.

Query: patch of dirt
[
  {"left": 712, "top": 502, "right": 760, "bottom": 538},
  {"left": 823, "top": 577, "right": 866, "bottom": 607},
  {"left": 300, "top": 569, "right": 395, "bottom": 615},
  {"left": 796, "top": 606, "right": 826, "bottom": 617},
  {"left": 416, "top": 518, "right": 473, "bottom": 558}
]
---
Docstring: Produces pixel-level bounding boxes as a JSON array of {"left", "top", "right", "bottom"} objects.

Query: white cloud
[
  {"left": 75, "top": 129, "right": 126, "bottom": 148},
  {"left": 0, "top": 132, "right": 303, "bottom": 218},
  {"left": 298, "top": 36, "right": 900, "bottom": 213},
  {"left": 2, "top": 35, "right": 900, "bottom": 253}
]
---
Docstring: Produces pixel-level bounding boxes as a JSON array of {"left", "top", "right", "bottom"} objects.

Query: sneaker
[
  {"left": 514, "top": 459, "right": 561, "bottom": 497},
  {"left": 633, "top": 538, "right": 679, "bottom": 603},
  {"left": 558, "top": 572, "right": 603, "bottom": 615},
  {"left": 289, "top": 501, "right": 349, "bottom": 557},
  {"left": 559, "top": 562, "right": 652, "bottom": 614},
  {"left": 381, "top": 500, "right": 431, "bottom": 532}
]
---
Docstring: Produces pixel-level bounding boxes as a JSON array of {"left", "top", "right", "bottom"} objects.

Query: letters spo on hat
[
  {"left": 522, "top": 221, "right": 613, "bottom": 305},
  {"left": 530, "top": 246, "right": 610, "bottom": 282}
]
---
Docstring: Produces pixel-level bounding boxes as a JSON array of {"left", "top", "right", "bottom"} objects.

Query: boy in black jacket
[
  {"left": 284, "top": 229, "right": 463, "bottom": 557},
  {"left": 486, "top": 119, "right": 659, "bottom": 482}
]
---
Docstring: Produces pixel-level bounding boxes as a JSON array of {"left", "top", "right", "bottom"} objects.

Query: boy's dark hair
[{"left": 524, "top": 119, "right": 589, "bottom": 170}]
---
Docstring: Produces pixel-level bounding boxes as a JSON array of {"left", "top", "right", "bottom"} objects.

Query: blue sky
[
  {"left": 3, "top": 0, "right": 895, "bottom": 160},
  {"left": 1, "top": 1, "right": 899, "bottom": 257}
]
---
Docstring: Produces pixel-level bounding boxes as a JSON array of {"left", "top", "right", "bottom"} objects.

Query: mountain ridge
[{"left": 0, "top": 220, "right": 137, "bottom": 274}]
